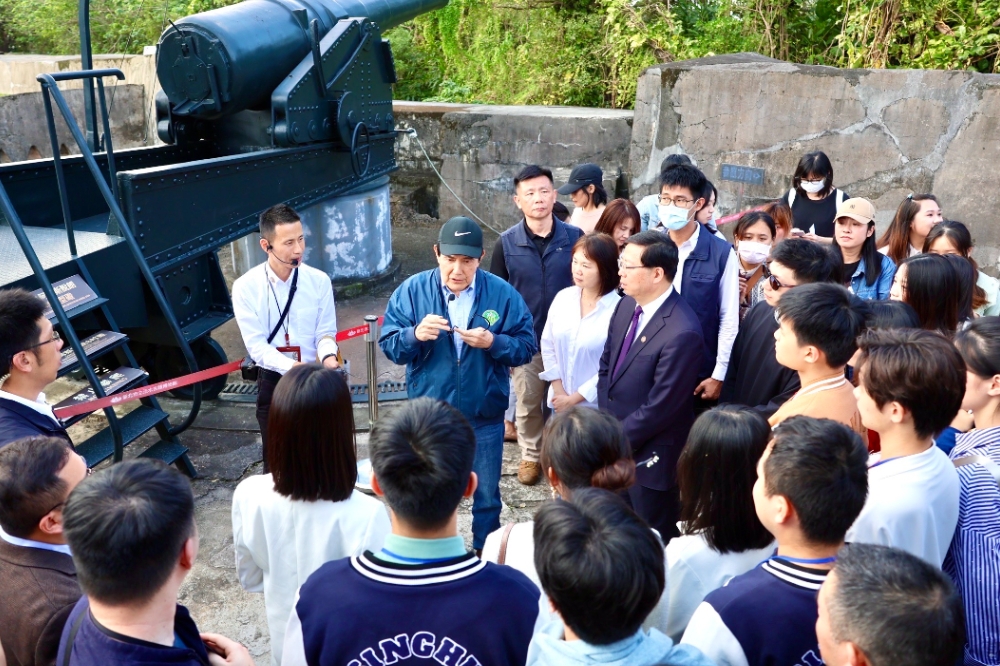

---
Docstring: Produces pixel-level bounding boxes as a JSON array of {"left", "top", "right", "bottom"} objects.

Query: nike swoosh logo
[{"left": 454, "top": 231, "right": 472, "bottom": 236}]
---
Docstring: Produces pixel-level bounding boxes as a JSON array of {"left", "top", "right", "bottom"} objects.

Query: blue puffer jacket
[{"left": 379, "top": 268, "right": 537, "bottom": 426}]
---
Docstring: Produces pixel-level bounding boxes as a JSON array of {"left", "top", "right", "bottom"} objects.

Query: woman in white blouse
[
  {"left": 664, "top": 405, "right": 776, "bottom": 640},
  {"left": 539, "top": 233, "right": 621, "bottom": 411},
  {"left": 232, "top": 364, "right": 390, "bottom": 665}
]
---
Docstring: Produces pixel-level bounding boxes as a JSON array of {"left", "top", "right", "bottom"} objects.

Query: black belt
[{"left": 258, "top": 368, "right": 283, "bottom": 383}]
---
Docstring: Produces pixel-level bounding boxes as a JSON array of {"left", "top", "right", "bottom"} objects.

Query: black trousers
[
  {"left": 626, "top": 484, "right": 681, "bottom": 541},
  {"left": 256, "top": 369, "right": 282, "bottom": 474}
]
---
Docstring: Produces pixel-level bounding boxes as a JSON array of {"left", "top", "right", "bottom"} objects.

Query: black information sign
[{"left": 32, "top": 275, "right": 99, "bottom": 319}]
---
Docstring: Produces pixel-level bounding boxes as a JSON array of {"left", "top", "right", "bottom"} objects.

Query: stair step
[
  {"left": 50, "top": 296, "right": 109, "bottom": 323},
  {"left": 137, "top": 439, "right": 190, "bottom": 465},
  {"left": 74, "top": 405, "right": 170, "bottom": 467},
  {"left": 56, "top": 366, "right": 148, "bottom": 426},
  {"left": 58, "top": 330, "right": 128, "bottom": 377}
]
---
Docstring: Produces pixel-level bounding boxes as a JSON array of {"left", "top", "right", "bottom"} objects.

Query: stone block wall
[
  {"left": 629, "top": 53, "right": 1000, "bottom": 273},
  {"left": 393, "top": 101, "right": 634, "bottom": 232}
]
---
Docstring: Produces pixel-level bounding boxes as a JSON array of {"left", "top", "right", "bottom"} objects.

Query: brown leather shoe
[
  {"left": 517, "top": 460, "right": 541, "bottom": 486},
  {"left": 504, "top": 420, "right": 518, "bottom": 442}
]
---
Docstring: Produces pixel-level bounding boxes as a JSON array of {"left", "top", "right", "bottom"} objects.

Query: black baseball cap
[
  {"left": 437, "top": 217, "right": 483, "bottom": 258},
  {"left": 557, "top": 163, "right": 603, "bottom": 195}
]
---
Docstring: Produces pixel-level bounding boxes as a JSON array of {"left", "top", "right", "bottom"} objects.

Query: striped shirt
[{"left": 944, "top": 427, "right": 1000, "bottom": 666}]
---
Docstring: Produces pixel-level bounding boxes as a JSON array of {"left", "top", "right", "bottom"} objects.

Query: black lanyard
[{"left": 265, "top": 266, "right": 298, "bottom": 346}]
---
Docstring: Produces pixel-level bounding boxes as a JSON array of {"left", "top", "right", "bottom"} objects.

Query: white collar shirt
[
  {"left": 667, "top": 222, "right": 740, "bottom": 382},
  {"left": 0, "top": 524, "right": 72, "bottom": 556},
  {"left": 539, "top": 287, "right": 621, "bottom": 407},
  {"left": 846, "top": 445, "right": 960, "bottom": 567},
  {"left": 231, "top": 262, "right": 339, "bottom": 374},
  {"left": 634, "top": 286, "right": 674, "bottom": 338},
  {"left": 0, "top": 387, "right": 59, "bottom": 425}
]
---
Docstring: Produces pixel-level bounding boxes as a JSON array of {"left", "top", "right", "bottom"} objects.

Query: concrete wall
[
  {"left": 0, "top": 85, "right": 147, "bottom": 162},
  {"left": 0, "top": 51, "right": 161, "bottom": 151},
  {"left": 629, "top": 53, "right": 1000, "bottom": 274},
  {"left": 393, "top": 102, "right": 634, "bottom": 232}
]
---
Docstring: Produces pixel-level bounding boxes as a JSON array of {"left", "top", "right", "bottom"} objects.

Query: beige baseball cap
[{"left": 836, "top": 197, "right": 876, "bottom": 224}]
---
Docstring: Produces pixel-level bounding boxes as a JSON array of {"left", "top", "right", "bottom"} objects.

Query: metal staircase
[{"left": 0, "top": 69, "right": 199, "bottom": 475}]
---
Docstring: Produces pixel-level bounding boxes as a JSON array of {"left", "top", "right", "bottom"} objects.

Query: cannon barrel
[{"left": 157, "top": 0, "right": 446, "bottom": 119}]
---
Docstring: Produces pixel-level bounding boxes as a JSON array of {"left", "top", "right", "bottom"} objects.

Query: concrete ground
[{"left": 56, "top": 219, "right": 549, "bottom": 665}]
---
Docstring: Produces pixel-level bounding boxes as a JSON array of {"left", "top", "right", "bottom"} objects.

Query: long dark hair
[
  {"left": 831, "top": 216, "right": 882, "bottom": 287},
  {"left": 877, "top": 194, "right": 938, "bottom": 265},
  {"left": 676, "top": 406, "right": 774, "bottom": 554},
  {"left": 792, "top": 151, "right": 834, "bottom": 199},
  {"left": 956, "top": 317, "right": 1000, "bottom": 379},
  {"left": 268, "top": 364, "right": 358, "bottom": 502},
  {"left": 943, "top": 254, "right": 975, "bottom": 323},
  {"left": 594, "top": 198, "right": 640, "bottom": 246},
  {"left": 898, "top": 253, "right": 960, "bottom": 334},
  {"left": 924, "top": 220, "right": 987, "bottom": 312}
]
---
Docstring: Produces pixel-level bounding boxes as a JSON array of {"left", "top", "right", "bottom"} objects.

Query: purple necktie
[{"left": 613, "top": 306, "right": 643, "bottom": 379}]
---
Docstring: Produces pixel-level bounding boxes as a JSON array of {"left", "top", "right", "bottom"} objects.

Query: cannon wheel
[
  {"left": 152, "top": 337, "right": 229, "bottom": 401},
  {"left": 351, "top": 122, "right": 370, "bottom": 177}
]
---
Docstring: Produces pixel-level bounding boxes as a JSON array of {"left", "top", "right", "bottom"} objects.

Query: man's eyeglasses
[
  {"left": 617, "top": 257, "right": 648, "bottom": 271},
  {"left": 24, "top": 330, "right": 61, "bottom": 350},
  {"left": 657, "top": 195, "right": 695, "bottom": 208},
  {"left": 762, "top": 263, "right": 796, "bottom": 291}
]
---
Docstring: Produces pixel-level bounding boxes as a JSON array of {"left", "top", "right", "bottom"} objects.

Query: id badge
[{"left": 276, "top": 345, "right": 302, "bottom": 362}]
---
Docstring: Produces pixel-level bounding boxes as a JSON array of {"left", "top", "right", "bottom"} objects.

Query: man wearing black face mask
[{"left": 232, "top": 204, "right": 340, "bottom": 470}]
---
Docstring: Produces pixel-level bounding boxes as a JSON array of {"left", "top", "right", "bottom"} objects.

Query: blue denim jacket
[{"left": 849, "top": 253, "right": 896, "bottom": 300}]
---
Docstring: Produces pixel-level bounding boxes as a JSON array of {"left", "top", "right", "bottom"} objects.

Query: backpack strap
[
  {"left": 954, "top": 455, "right": 1000, "bottom": 486},
  {"left": 787, "top": 188, "right": 796, "bottom": 208},
  {"left": 837, "top": 189, "right": 846, "bottom": 206},
  {"left": 496, "top": 523, "right": 516, "bottom": 565}
]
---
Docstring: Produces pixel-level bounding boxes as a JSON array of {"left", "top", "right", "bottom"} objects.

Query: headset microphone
[{"left": 265, "top": 244, "right": 299, "bottom": 267}]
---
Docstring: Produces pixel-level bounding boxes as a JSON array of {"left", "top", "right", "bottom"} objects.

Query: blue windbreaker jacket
[{"left": 379, "top": 268, "right": 536, "bottom": 426}]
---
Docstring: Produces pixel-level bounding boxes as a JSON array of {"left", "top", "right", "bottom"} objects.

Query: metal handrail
[
  {"left": 0, "top": 182, "right": 125, "bottom": 456},
  {"left": 36, "top": 69, "right": 203, "bottom": 435}
]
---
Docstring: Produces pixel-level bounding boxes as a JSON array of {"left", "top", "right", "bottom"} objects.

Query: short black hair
[
  {"left": 865, "top": 300, "right": 920, "bottom": 331},
  {"left": 0, "top": 436, "right": 72, "bottom": 537},
  {"left": 660, "top": 164, "right": 707, "bottom": 202},
  {"left": 0, "top": 288, "right": 46, "bottom": 374},
  {"left": 63, "top": 460, "right": 195, "bottom": 605},
  {"left": 827, "top": 543, "right": 965, "bottom": 666},
  {"left": 268, "top": 364, "right": 357, "bottom": 502},
  {"left": 777, "top": 283, "right": 870, "bottom": 367},
  {"left": 678, "top": 406, "right": 774, "bottom": 554},
  {"left": 540, "top": 407, "right": 633, "bottom": 494},
  {"left": 856, "top": 329, "right": 966, "bottom": 439},
  {"left": 259, "top": 203, "right": 301, "bottom": 240},
  {"left": 369, "top": 398, "right": 475, "bottom": 530},
  {"left": 534, "top": 488, "right": 664, "bottom": 645},
  {"left": 660, "top": 154, "right": 692, "bottom": 174},
  {"left": 764, "top": 416, "right": 868, "bottom": 546},
  {"left": 625, "top": 230, "right": 679, "bottom": 281},
  {"left": 768, "top": 239, "right": 836, "bottom": 284},
  {"left": 956, "top": 316, "right": 1000, "bottom": 379},
  {"left": 734, "top": 210, "right": 776, "bottom": 239},
  {"left": 514, "top": 165, "right": 554, "bottom": 189},
  {"left": 572, "top": 234, "right": 620, "bottom": 296}
]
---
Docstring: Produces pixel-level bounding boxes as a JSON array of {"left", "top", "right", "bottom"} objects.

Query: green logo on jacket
[{"left": 482, "top": 310, "right": 500, "bottom": 326}]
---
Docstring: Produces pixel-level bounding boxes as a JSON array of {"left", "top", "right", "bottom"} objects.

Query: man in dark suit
[
  {"left": 598, "top": 231, "right": 704, "bottom": 539},
  {"left": 0, "top": 436, "right": 86, "bottom": 666}
]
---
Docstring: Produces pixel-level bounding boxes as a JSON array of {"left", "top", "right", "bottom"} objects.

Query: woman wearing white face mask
[
  {"left": 784, "top": 151, "right": 848, "bottom": 244},
  {"left": 732, "top": 211, "right": 775, "bottom": 321}
]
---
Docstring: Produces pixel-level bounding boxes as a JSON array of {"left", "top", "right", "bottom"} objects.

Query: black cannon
[{"left": 0, "top": 0, "right": 446, "bottom": 471}]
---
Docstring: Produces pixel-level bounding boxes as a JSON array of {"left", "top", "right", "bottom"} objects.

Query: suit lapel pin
[{"left": 640, "top": 336, "right": 646, "bottom": 343}]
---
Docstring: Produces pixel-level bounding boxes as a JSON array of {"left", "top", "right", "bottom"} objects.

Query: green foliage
[{"left": 1, "top": 0, "right": 997, "bottom": 108}]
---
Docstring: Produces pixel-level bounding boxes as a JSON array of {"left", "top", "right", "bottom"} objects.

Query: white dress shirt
[
  {"left": 539, "top": 287, "right": 620, "bottom": 408},
  {"left": 634, "top": 286, "right": 674, "bottom": 339},
  {"left": 232, "top": 474, "right": 391, "bottom": 666},
  {"left": 672, "top": 223, "right": 739, "bottom": 381},
  {"left": 231, "top": 262, "right": 339, "bottom": 374},
  {"left": 0, "top": 388, "right": 59, "bottom": 425},
  {"left": 664, "top": 531, "right": 775, "bottom": 640},
  {"left": 444, "top": 278, "right": 475, "bottom": 354},
  {"left": 846, "top": 445, "right": 960, "bottom": 567},
  {"left": 0, "top": 524, "right": 72, "bottom": 555}
]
